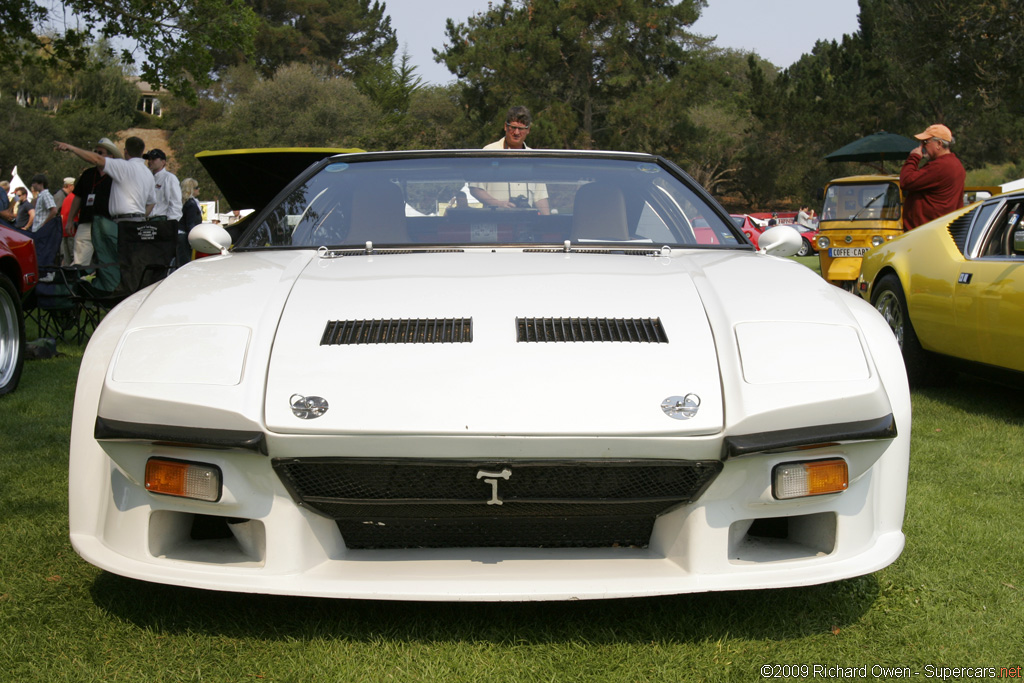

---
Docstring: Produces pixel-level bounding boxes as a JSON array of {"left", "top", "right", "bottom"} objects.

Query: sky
[{"left": 386, "top": 0, "right": 862, "bottom": 85}]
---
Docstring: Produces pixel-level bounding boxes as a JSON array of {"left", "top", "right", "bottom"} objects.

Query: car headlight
[
  {"left": 817, "top": 236, "right": 830, "bottom": 249},
  {"left": 871, "top": 235, "right": 885, "bottom": 247}
]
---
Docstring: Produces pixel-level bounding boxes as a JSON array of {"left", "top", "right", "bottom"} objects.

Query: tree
[
  {"left": 215, "top": 0, "right": 397, "bottom": 80},
  {"left": 358, "top": 51, "right": 423, "bottom": 123},
  {"left": 0, "top": 96, "right": 63, "bottom": 182},
  {"left": 755, "top": 0, "right": 1024, "bottom": 188},
  {"left": 855, "top": 0, "right": 1024, "bottom": 166},
  {"left": 56, "top": 62, "right": 141, "bottom": 145},
  {"left": 377, "top": 84, "right": 476, "bottom": 151},
  {"left": 170, "top": 63, "right": 381, "bottom": 201},
  {"left": 436, "top": 0, "right": 706, "bottom": 149},
  {"left": 603, "top": 48, "right": 760, "bottom": 193},
  {"left": 0, "top": 41, "right": 140, "bottom": 184},
  {"left": 1, "top": 0, "right": 259, "bottom": 102}
]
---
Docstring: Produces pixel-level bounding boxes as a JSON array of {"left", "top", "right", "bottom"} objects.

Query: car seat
[
  {"left": 571, "top": 182, "right": 629, "bottom": 242},
  {"left": 346, "top": 180, "right": 409, "bottom": 245}
]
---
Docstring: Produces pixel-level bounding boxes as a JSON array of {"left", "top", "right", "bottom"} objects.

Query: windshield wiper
[
  {"left": 315, "top": 241, "right": 675, "bottom": 258},
  {"left": 524, "top": 241, "right": 672, "bottom": 256},
  {"left": 316, "top": 243, "right": 464, "bottom": 258},
  {"left": 850, "top": 192, "right": 887, "bottom": 220}
]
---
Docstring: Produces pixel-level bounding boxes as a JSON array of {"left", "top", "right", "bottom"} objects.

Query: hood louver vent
[
  {"left": 517, "top": 317, "right": 668, "bottom": 343},
  {"left": 321, "top": 318, "right": 473, "bottom": 345}
]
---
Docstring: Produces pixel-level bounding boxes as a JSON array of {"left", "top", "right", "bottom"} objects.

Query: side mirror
[
  {"left": 188, "top": 223, "right": 232, "bottom": 256},
  {"left": 758, "top": 225, "right": 803, "bottom": 257}
]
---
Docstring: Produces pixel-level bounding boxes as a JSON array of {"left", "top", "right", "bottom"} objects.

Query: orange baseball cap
[{"left": 914, "top": 124, "right": 953, "bottom": 143}]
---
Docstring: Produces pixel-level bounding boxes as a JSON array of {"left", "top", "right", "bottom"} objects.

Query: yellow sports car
[{"left": 858, "top": 191, "right": 1024, "bottom": 385}]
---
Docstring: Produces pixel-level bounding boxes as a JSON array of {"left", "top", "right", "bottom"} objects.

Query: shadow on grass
[
  {"left": 915, "top": 375, "right": 1024, "bottom": 427},
  {"left": 90, "top": 570, "right": 878, "bottom": 644}
]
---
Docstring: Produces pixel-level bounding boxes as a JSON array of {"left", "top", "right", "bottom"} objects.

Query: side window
[
  {"left": 966, "top": 202, "right": 1000, "bottom": 256},
  {"left": 977, "top": 200, "right": 1023, "bottom": 258}
]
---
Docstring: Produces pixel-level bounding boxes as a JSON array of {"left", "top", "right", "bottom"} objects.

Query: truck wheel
[{"left": 0, "top": 273, "right": 26, "bottom": 395}]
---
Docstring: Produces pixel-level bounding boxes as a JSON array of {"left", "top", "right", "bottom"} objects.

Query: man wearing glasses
[
  {"left": 900, "top": 124, "right": 965, "bottom": 230},
  {"left": 12, "top": 187, "right": 34, "bottom": 232},
  {"left": 471, "top": 106, "right": 550, "bottom": 215},
  {"left": 484, "top": 106, "right": 534, "bottom": 150}
]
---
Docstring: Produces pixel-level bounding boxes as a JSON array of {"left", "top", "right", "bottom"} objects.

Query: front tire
[
  {"left": 0, "top": 273, "right": 26, "bottom": 395},
  {"left": 872, "top": 273, "right": 941, "bottom": 386},
  {"left": 796, "top": 238, "right": 812, "bottom": 257}
]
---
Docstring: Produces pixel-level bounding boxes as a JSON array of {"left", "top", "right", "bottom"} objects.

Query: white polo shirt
[
  {"left": 103, "top": 157, "right": 156, "bottom": 219},
  {"left": 472, "top": 140, "right": 547, "bottom": 205},
  {"left": 151, "top": 168, "right": 183, "bottom": 221}
]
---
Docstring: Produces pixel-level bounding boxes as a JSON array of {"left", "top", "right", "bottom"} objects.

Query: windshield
[
  {"left": 820, "top": 181, "right": 901, "bottom": 222},
  {"left": 236, "top": 154, "right": 742, "bottom": 249}
]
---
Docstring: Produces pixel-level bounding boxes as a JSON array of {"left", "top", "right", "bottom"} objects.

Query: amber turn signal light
[
  {"left": 145, "top": 458, "right": 222, "bottom": 502},
  {"left": 773, "top": 458, "right": 848, "bottom": 500}
]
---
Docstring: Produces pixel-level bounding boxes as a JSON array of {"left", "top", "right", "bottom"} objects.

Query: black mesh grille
[
  {"left": 946, "top": 207, "right": 978, "bottom": 255},
  {"left": 517, "top": 317, "right": 668, "bottom": 343},
  {"left": 321, "top": 318, "right": 472, "bottom": 345},
  {"left": 272, "top": 458, "right": 721, "bottom": 549}
]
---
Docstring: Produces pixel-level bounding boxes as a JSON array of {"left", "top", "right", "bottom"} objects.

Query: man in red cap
[{"left": 899, "top": 123, "right": 965, "bottom": 230}]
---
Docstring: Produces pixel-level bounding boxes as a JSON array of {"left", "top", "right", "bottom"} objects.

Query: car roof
[{"left": 827, "top": 175, "right": 900, "bottom": 184}]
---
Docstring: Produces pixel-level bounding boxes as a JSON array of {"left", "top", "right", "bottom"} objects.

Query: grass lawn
[{"left": 2, "top": 315, "right": 1022, "bottom": 681}]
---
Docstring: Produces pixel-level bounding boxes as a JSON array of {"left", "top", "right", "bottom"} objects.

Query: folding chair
[
  {"left": 64, "top": 265, "right": 125, "bottom": 342},
  {"left": 24, "top": 266, "right": 87, "bottom": 343}
]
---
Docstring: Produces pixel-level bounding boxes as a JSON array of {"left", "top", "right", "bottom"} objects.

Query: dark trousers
[
  {"left": 29, "top": 216, "right": 64, "bottom": 268},
  {"left": 92, "top": 215, "right": 119, "bottom": 291}
]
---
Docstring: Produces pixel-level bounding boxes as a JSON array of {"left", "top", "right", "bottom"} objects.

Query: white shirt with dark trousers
[
  {"left": 150, "top": 168, "right": 183, "bottom": 221},
  {"left": 103, "top": 157, "right": 156, "bottom": 221}
]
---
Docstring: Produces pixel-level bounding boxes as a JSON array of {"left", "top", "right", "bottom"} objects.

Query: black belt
[{"left": 113, "top": 213, "right": 146, "bottom": 220}]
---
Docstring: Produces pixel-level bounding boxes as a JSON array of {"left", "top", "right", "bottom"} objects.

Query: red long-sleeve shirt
[{"left": 900, "top": 152, "right": 965, "bottom": 230}]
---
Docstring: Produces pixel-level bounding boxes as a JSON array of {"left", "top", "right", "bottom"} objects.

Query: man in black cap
[{"left": 144, "top": 149, "right": 182, "bottom": 227}]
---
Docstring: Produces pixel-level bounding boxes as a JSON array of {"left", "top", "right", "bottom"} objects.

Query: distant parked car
[
  {"left": 0, "top": 223, "right": 38, "bottom": 394},
  {"left": 731, "top": 214, "right": 763, "bottom": 248},
  {"left": 732, "top": 214, "right": 816, "bottom": 256},
  {"left": 793, "top": 223, "right": 819, "bottom": 257}
]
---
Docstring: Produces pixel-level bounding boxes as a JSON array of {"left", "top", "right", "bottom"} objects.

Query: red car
[
  {"left": 1, "top": 222, "right": 38, "bottom": 394},
  {"left": 730, "top": 214, "right": 764, "bottom": 248},
  {"left": 732, "top": 214, "right": 818, "bottom": 256}
]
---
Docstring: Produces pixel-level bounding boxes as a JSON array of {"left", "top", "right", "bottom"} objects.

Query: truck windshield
[{"left": 821, "top": 182, "right": 901, "bottom": 222}]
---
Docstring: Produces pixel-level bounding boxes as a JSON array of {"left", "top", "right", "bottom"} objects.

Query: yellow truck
[{"left": 816, "top": 175, "right": 904, "bottom": 291}]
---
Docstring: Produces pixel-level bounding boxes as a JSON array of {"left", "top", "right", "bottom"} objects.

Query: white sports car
[{"left": 69, "top": 149, "right": 910, "bottom": 601}]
